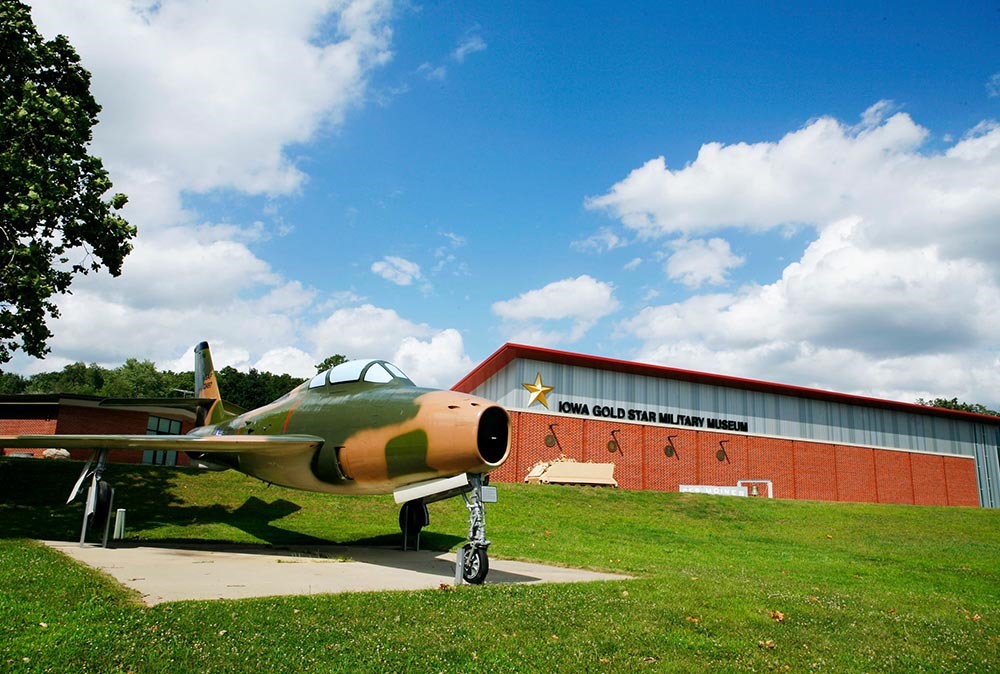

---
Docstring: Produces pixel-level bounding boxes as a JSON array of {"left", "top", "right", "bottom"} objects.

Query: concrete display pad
[{"left": 45, "top": 541, "right": 629, "bottom": 606}]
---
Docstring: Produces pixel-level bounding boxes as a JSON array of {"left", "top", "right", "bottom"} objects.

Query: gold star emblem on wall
[{"left": 523, "top": 372, "right": 554, "bottom": 409}]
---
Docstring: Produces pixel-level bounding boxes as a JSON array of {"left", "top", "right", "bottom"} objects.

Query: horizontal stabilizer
[{"left": 0, "top": 433, "right": 323, "bottom": 456}]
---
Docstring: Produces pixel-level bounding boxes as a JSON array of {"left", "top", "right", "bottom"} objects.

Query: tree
[
  {"left": 24, "top": 360, "right": 105, "bottom": 395},
  {"left": 916, "top": 397, "right": 1000, "bottom": 417},
  {"left": 0, "top": 1, "right": 135, "bottom": 363},
  {"left": 0, "top": 369, "right": 26, "bottom": 394},
  {"left": 99, "top": 359, "right": 168, "bottom": 398},
  {"left": 215, "top": 366, "right": 307, "bottom": 410},
  {"left": 315, "top": 354, "right": 347, "bottom": 373}
]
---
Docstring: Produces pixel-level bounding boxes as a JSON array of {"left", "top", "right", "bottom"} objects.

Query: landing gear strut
[
  {"left": 392, "top": 473, "right": 496, "bottom": 584},
  {"left": 460, "top": 474, "right": 491, "bottom": 584},
  {"left": 69, "top": 449, "right": 115, "bottom": 546}
]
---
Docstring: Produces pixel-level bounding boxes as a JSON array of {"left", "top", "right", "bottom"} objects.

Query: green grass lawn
[{"left": 1, "top": 456, "right": 998, "bottom": 673}]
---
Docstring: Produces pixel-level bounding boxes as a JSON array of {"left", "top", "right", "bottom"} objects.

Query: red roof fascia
[{"left": 453, "top": 343, "right": 1000, "bottom": 424}]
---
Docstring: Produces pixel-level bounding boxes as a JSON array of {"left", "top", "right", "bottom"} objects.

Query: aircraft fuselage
[{"left": 189, "top": 380, "right": 510, "bottom": 495}]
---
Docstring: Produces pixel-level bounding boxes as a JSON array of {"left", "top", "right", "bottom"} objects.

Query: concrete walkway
[{"left": 45, "top": 541, "right": 629, "bottom": 606}]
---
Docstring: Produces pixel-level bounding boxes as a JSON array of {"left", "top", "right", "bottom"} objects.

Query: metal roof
[
  {"left": 453, "top": 343, "right": 1000, "bottom": 425},
  {"left": 0, "top": 394, "right": 215, "bottom": 421}
]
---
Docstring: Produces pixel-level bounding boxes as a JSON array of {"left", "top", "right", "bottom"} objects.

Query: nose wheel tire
[{"left": 462, "top": 544, "right": 489, "bottom": 584}]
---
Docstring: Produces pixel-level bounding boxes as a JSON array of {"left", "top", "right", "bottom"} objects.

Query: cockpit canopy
[{"left": 308, "top": 359, "right": 415, "bottom": 389}]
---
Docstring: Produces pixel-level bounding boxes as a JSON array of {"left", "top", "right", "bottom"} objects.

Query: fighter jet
[{"left": 2, "top": 342, "right": 510, "bottom": 583}]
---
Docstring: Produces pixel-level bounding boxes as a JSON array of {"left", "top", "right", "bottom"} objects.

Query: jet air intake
[{"left": 476, "top": 405, "right": 509, "bottom": 466}]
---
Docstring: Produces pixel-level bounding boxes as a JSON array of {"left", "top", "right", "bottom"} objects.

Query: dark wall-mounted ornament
[
  {"left": 544, "top": 424, "right": 561, "bottom": 450},
  {"left": 716, "top": 439, "right": 730, "bottom": 463},
  {"left": 608, "top": 429, "right": 622, "bottom": 454},
  {"left": 664, "top": 435, "right": 679, "bottom": 459}
]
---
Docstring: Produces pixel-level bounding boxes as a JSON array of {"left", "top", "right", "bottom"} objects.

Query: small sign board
[{"left": 679, "top": 484, "right": 748, "bottom": 497}]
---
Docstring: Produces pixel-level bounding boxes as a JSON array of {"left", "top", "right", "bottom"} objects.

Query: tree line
[
  {"left": 0, "top": 355, "right": 345, "bottom": 411},
  {"left": 915, "top": 397, "right": 1000, "bottom": 417}
]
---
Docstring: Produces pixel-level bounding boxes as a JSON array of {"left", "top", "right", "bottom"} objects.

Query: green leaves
[
  {"left": 1, "top": 356, "right": 309, "bottom": 409},
  {"left": 0, "top": 1, "right": 134, "bottom": 363},
  {"left": 915, "top": 397, "right": 1000, "bottom": 417}
]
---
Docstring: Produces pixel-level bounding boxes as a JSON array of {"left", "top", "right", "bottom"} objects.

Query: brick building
[
  {"left": 453, "top": 344, "right": 1000, "bottom": 508},
  {"left": 1, "top": 394, "right": 200, "bottom": 466}
]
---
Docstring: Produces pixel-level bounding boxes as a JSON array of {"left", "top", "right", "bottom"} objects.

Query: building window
[{"left": 143, "top": 415, "right": 181, "bottom": 466}]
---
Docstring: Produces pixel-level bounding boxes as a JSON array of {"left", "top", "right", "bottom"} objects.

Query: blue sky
[{"left": 17, "top": 1, "right": 1000, "bottom": 406}]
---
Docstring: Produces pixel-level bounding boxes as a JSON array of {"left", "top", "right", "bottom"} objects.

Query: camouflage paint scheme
[{"left": 2, "top": 343, "right": 511, "bottom": 496}]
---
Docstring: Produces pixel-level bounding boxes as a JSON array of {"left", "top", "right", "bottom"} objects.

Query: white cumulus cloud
[
  {"left": 307, "top": 305, "right": 471, "bottom": 386},
  {"left": 394, "top": 329, "right": 474, "bottom": 388},
  {"left": 571, "top": 227, "right": 627, "bottom": 253},
  {"left": 664, "top": 238, "right": 744, "bottom": 288},
  {"left": 30, "top": 0, "right": 393, "bottom": 226},
  {"left": 452, "top": 34, "right": 486, "bottom": 62},
  {"left": 492, "top": 275, "right": 619, "bottom": 344},
  {"left": 253, "top": 347, "right": 317, "bottom": 379},
  {"left": 586, "top": 102, "right": 1000, "bottom": 251},
  {"left": 987, "top": 72, "right": 1000, "bottom": 98},
  {"left": 371, "top": 256, "right": 423, "bottom": 286},
  {"left": 599, "top": 104, "right": 1000, "bottom": 407}
]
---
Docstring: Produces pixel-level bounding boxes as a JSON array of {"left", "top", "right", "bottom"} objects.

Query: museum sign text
[{"left": 557, "top": 400, "right": 749, "bottom": 433}]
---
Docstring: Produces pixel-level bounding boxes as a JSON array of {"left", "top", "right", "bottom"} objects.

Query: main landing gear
[
  {"left": 399, "top": 500, "right": 429, "bottom": 551},
  {"left": 69, "top": 449, "right": 115, "bottom": 546},
  {"left": 397, "top": 473, "right": 495, "bottom": 584}
]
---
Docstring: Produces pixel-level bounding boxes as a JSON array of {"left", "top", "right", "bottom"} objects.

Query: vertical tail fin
[{"left": 194, "top": 341, "right": 229, "bottom": 425}]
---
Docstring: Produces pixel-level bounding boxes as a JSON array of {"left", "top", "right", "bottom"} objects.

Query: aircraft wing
[{"left": 0, "top": 433, "right": 324, "bottom": 456}]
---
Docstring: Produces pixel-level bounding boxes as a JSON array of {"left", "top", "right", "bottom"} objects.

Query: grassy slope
[{"left": 1, "top": 457, "right": 998, "bottom": 673}]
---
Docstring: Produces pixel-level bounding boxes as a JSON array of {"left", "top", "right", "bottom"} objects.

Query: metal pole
[
  {"left": 454, "top": 546, "right": 465, "bottom": 586},
  {"left": 100, "top": 488, "right": 115, "bottom": 548}
]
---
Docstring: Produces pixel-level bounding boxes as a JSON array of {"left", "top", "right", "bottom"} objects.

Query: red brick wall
[
  {"left": 499, "top": 411, "right": 982, "bottom": 507},
  {"left": 642, "top": 426, "right": 694, "bottom": 491},
  {"left": 747, "top": 437, "right": 794, "bottom": 499},
  {"left": 58, "top": 406, "right": 149, "bottom": 434},
  {"left": 2, "top": 416, "right": 58, "bottom": 457},
  {"left": 835, "top": 445, "right": 878, "bottom": 503},
  {"left": 944, "top": 456, "right": 980, "bottom": 506},
  {"left": 910, "top": 453, "right": 948, "bottom": 506},
  {"left": 873, "top": 450, "right": 915, "bottom": 504},
  {"left": 794, "top": 441, "right": 839, "bottom": 502}
]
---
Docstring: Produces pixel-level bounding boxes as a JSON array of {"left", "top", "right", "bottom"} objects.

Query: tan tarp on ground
[{"left": 524, "top": 459, "right": 618, "bottom": 487}]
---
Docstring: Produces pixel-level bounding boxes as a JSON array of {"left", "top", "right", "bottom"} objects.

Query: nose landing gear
[
  {"left": 395, "top": 473, "right": 496, "bottom": 584},
  {"left": 459, "top": 474, "right": 492, "bottom": 584}
]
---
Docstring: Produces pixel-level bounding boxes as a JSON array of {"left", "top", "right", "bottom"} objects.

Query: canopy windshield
[{"left": 308, "top": 360, "right": 414, "bottom": 388}]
